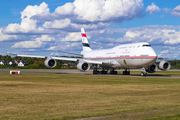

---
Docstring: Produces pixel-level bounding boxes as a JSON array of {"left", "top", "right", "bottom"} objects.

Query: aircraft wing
[
  {"left": 15, "top": 54, "right": 103, "bottom": 64},
  {"left": 52, "top": 56, "right": 78, "bottom": 62},
  {"left": 156, "top": 59, "right": 175, "bottom": 63},
  {"left": 83, "top": 59, "right": 102, "bottom": 64},
  {"left": 57, "top": 51, "right": 83, "bottom": 56},
  {"left": 53, "top": 57, "right": 103, "bottom": 64},
  {"left": 16, "top": 54, "right": 79, "bottom": 62},
  {"left": 17, "top": 54, "right": 46, "bottom": 58}
]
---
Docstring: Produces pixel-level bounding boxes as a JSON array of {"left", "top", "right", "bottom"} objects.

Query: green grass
[
  {"left": 120, "top": 70, "right": 180, "bottom": 76},
  {"left": 0, "top": 72, "right": 180, "bottom": 120}
]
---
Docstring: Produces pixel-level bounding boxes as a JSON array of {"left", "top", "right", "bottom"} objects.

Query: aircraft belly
[
  {"left": 101, "top": 59, "right": 122, "bottom": 68},
  {"left": 87, "top": 57, "right": 157, "bottom": 69},
  {"left": 117, "top": 58, "right": 157, "bottom": 68}
]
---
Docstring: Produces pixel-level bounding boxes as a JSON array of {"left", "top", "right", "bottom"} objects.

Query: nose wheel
[
  {"left": 141, "top": 68, "right": 147, "bottom": 76},
  {"left": 140, "top": 72, "right": 147, "bottom": 76}
]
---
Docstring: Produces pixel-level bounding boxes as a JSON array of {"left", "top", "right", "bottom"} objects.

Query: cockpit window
[{"left": 142, "top": 44, "right": 151, "bottom": 47}]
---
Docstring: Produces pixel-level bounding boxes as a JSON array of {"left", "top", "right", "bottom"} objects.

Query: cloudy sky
[{"left": 0, "top": 0, "right": 180, "bottom": 59}]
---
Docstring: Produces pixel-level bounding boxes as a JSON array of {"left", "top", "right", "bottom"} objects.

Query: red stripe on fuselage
[
  {"left": 84, "top": 56, "right": 157, "bottom": 60},
  {"left": 81, "top": 33, "right": 87, "bottom": 37}
]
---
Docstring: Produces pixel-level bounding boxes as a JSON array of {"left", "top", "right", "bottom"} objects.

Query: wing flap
[
  {"left": 83, "top": 59, "right": 102, "bottom": 64},
  {"left": 12, "top": 53, "right": 108, "bottom": 65},
  {"left": 52, "top": 57, "right": 78, "bottom": 61},
  {"left": 57, "top": 51, "right": 83, "bottom": 56},
  {"left": 17, "top": 54, "right": 46, "bottom": 58}
]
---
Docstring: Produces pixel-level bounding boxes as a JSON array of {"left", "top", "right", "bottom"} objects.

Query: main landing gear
[
  {"left": 123, "top": 68, "right": 130, "bottom": 75},
  {"left": 110, "top": 69, "right": 117, "bottom": 75},
  {"left": 93, "top": 65, "right": 117, "bottom": 75},
  {"left": 93, "top": 65, "right": 100, "bottom": 74},
  {"left": 93, "top": 65, "right": 148, "bottom": 76}
]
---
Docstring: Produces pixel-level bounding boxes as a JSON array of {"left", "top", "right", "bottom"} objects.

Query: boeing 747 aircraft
[{"left": 15, "top": 28, "right": 171, "bottom": 76}]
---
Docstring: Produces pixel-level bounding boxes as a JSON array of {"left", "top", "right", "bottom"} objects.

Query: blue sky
[{"left": 0, "top": 0, "right": 180, "bottom": 59}]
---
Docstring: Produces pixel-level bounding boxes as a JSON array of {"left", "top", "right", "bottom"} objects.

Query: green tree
[
  {"left": 6, "top": 55, "right": 12, "bottom": 62},
  {"left": 26, "top": 57, "right": 34, "bottom": 64},
  {"left": 0, "top": 56, "right": 5, "bottom": 60}
]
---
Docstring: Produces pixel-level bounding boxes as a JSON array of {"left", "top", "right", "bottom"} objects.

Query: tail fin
[{"left": 81, "top": 28, "right": 92, "bottom": 51}]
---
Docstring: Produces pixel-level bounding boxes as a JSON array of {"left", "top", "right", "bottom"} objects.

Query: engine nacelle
[
  {"left": 159, "top": 60, "right": 171, "bottom": 70},
  {"left": 77, "top": 61, "right": 90, "bottom": 72},
  {"left": 146, "top": 63, "right": 157, "bottom": 73},
  {"left": 44, "top": 58, "right": 57, "bottom": 68}
]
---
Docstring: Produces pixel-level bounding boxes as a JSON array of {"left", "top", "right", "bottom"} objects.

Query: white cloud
[
  {"left": 12, "top": 35, "right": 54, "bottom": 48},
  {"left": 163, "top": 29, "right": 180, "bottom": 44},
  {"left": 3, "top": 0, "right": 144, "bottom": 34},
  {"left": 35, "top": 35, "right": 55, "bottom": 41},
  {"left": 71, "top": 22, "right": 110, "bottom": 30},
  {"left": 161, "top": 50, "right": 169, "bottom": 54},
  {"left": 146, "top": 3, "right": 160, "bottom": 14},
  {"left": 62, "top": 32, "right": 84, "bottom": 41},
  {"left": 164, "top": 38, "right": 180, "bottom": 44},
  {"left": 163, "top": 8, "right": 170, "bottom": 13},
  {"left": 50, "top": 52, "right": 60, "bottom": 56},
  {"left": 158, "top": 50, "right": 169, "bottom": 58},
  {"left": 158, "top": 50, "right": 179, "bottom": 59},
  {"left": 0, "top": 28, "right": 17, "bottom": 41},
  {"left": 3, "top": 2, "right": 50, "bottom": 34},
  {"left": 124, "top": 31, "right": 141, "bottom": 38},
  {"left": 12, "top": 40, "right": 43, "bottom": 48},
  {"left": 163, "top": 46, "right": 177, "bottom": 50},
  {"left": 47, "top": 42, "right": 81, "bottom": 51},
  {"left": 54, "top": 3, "right": 75, "bottom": 15},
  {"left": 28, "top": 49, "right": 36, "bottom": 51},
  {"left": 114, "top": 26, "right": 180, "bottom": 45},
  {"left": 73, "top": 0, "right": 143, "bottom": 22},
  {"left": 43, "top": 19, "right": 71, "bottom": 29},
  {"left": 47, "top": 46, "right": 57, "bottom": 50},
  {"left": 171, "top": 5, "right": 180, "bottom": 17}
]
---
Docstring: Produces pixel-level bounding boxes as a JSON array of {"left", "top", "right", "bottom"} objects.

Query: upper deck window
[{"left": 142, "top": 44, "right": 151, "bottom": 47}]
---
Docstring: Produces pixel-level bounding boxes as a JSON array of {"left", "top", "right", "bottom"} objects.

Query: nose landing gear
[{"left": 140, "top": 68, "right": 147, "bottom": 76}]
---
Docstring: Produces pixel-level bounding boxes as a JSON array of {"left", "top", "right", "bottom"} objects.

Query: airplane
[{"left": 14, "top": 28, "right": 171, "bottom": 76}]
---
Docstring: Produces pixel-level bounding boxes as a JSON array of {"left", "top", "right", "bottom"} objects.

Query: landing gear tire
[
  {"left": 93, "top": 65, "right": 100, "bottom": 74},
  {"left": 93, "top": 71, "right": 100, "bottom": 74},
  {"left": 110, "top": 71, "right": 117, "bottom": 75},
  {"left": 110, "top": 69, "right": 117, "bottom": 75},
  {"left": 123, "top": 69, "right": 130, "bottom": 75},
  {"left": 100, "top": 71, "right": 107, "bottom": 74},
  {"left": 140, "top": 72, "right": 147, "bottom": 76},
  {"left": 123, "top": 71, "right": 130, "bottom": 75}
]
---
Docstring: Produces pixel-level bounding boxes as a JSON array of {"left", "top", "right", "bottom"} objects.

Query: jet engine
[
  {"left": 44, "top": 58, "right": 57, "bottom": 68},
  {"left": 159, "top": 60, "right": 171, "bottom": 70},
  {"left": 77, "top": 61, "right": 90, "bottom": 72},
  {"left": 146, "top": 63, "right": 157, "bottom": 73}
]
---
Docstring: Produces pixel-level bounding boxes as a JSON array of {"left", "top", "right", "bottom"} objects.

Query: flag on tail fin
[{"left": 81, "top": 28, "right": 92, "bottom": 51}]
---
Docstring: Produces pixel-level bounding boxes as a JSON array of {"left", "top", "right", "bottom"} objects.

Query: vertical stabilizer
[{"left": 81, "top": 28, "right": 92, "bottom": 51}]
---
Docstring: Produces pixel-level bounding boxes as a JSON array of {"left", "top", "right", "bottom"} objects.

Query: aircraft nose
[{"left": 152, "top": 50, "right": 158, "bottom": 62}]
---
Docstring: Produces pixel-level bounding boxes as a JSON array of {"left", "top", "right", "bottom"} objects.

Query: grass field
[{"left": 0, "top": 71, "right": 180, "bottom": 120}]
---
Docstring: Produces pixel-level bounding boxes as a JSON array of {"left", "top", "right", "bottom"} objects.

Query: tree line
[
  {"left": 169, "top": 60, "right": 180, "bottom": 69},
  {"left": 0, "top": 55, "right": 180, "bottom": 69},
  {"left": 0, "top": 55, "right": 79, "bottom": 69}
]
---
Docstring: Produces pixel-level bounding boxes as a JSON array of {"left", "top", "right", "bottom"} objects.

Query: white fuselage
[{"left": 82, "top": 42, "right": 157, "bottom": 69}]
